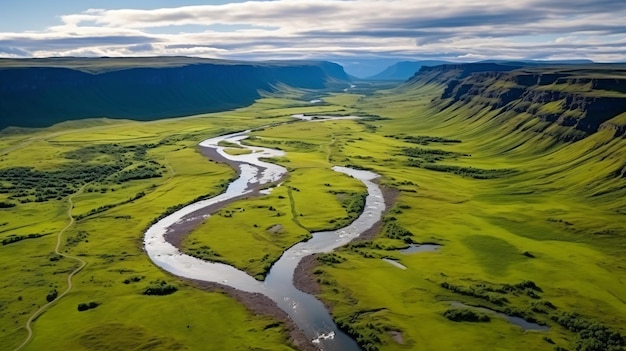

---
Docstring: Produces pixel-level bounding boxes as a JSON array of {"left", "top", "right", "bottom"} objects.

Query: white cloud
[{"left": 0, "top": 0, "right": 625, "bottom": 62}]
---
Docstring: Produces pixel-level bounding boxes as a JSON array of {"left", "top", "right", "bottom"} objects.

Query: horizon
[{"left": 1, "top": 1, "right": 626, "bottom": 77}]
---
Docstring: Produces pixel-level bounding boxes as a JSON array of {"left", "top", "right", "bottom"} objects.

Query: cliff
[
  {"left": 0, "top": 57, "right": 350, "bottom": 129},
  {"left": 406, "top": 63, "right": 626, "bottom": 140}
]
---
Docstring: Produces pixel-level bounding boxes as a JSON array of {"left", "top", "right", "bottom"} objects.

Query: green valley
[{"left": 1, "top": 60, "right": 625, "bottom": 351}]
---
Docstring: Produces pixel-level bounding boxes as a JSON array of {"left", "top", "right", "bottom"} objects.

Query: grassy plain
[
  {"left": 287, "top": 83, "right": 626, "bottom": 351},
  {"left": 189, "top": 82, "right": 626, "bottom": 350},
  {"left": 0, "top": 97, "right": 331, "bottom": 350},
  {"left": 1, "top": 79, "right": 625, "bottom": 351}
]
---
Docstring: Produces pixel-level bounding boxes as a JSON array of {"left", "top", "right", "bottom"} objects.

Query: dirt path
[{"left": 14, "top": 186, "right": 87, "bottom": 351}]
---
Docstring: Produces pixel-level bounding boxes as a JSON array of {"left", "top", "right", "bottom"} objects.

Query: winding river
[{"left": 144, "top": 117, "right": 385, "bottom": 350}]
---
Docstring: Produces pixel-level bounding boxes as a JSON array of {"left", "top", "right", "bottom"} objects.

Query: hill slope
[{"left": 0, "top": 57, "right": 350, "bottom": 129}]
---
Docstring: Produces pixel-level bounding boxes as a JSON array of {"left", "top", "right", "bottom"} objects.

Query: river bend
[{"left": 144, "top": 120, "right": 385, "bottom": 350}]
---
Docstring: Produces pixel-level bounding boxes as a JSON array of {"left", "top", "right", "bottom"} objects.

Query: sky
[{"left": 1, "top": 0, "right": 626, "bottom": 76}]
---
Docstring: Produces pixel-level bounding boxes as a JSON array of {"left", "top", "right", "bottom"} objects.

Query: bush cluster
[
  {"left": 443, "top": 308, "right": 491, "bottom": 322},
  {"left": 142, "top": 280, "right": 178, "bottom": 296}
]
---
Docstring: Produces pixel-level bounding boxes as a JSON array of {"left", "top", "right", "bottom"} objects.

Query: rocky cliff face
[
  {"left": 408, "top": 63, "right": 626, "bottom": 140},
  {"left": 0, "top": 58, "right": 350, "bottom": 129}
]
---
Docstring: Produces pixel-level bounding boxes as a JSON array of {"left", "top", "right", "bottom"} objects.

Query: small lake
[{"left": 450, "top": 301, "right": 550, "bottom": 331}]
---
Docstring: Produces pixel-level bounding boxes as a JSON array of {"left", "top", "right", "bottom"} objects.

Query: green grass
[
  {"left": 181, "top": 185, "right": 311, "bottom": 279},
  {"left": 0, "top": 95, "right": 339, "bottom": 350},
  {"left": 296, "top": 81, "right": 626, "bottom": 351},
  {"left": 1, "top": 78, "right": 625, "bottom": 351}
]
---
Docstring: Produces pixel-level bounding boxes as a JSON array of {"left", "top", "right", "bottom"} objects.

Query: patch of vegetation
[
  {"left": 335, "top": 309, "right": 390, "bottom": 351},
  {"left": 340, "top": 191, "right": 367, "bottom": 217},
  {"left": 113, "top": 163, "right": 163, "bottom": 183},
  {"left": 440, "top": 281, "right": 510, "bottom": 306},
  {"left": 0, "top": 201, "right": 16, "bottom": 208},
  {"left": 2, "top": 233, "right": 46, "bottom": 245},
  {"left": 185, "top": 245, "right": 223, "bottom": 262},
  {"left": 0, "top": 165, "right": 124, "bottom": 203},
  {"left": 356, "top": 121, "right": 378, "bottom": 133},
  {"left": 419, "top": 164, "right": 518, "bottom": 179},
  {"left": 142, "top": 280, "right": 178, "bottom": 296},
  {"left": 317, "top": 253, "right": 347, "bottom": 265},
  {"left": 381, "top": 218, "right": 414, "bottom": 243},
  {"left": 392, "top": 135, "right": 462, "bottom": 145},
  {"left": 217, "top": 140, "right": 242, "bottom": 148},
  {"left": 443, "top": 308, "right": 491, "bottom": 322},
  {"left": 122, "top": 276, "right": 145, "bottom": 284},
  {"left": 64, "top": 143, "right": 157, "bottom": 162},
  {"left": 77, "top": 302, "right": 99, "bottom": 312},
  {"left": 46, "top": 289, "right": 58, "bottom": 302},
  {"left": 402, "top": 146, "right": 462, "bottom": 162},
  {"left": 551, "top": 312, "right": 625, "bottom": 351}
]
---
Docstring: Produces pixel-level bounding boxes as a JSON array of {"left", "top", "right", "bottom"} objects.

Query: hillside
[
  {"left": 407, "top": 63, "right": 626, "bottom": 139},
  {"left": 0, "top": 57, "right": 350, "bottom": 129},
  {"left": 366, "top": 60, "right": 451, "bottom": 81}
]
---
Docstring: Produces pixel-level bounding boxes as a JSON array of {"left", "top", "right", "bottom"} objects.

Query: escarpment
[{"left": 408, "top": 63, "right": 626, "bottom": 141}]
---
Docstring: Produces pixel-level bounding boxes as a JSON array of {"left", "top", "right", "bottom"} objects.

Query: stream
[{"left": 144, "top": 117, "right": 386, "bottom": 351}]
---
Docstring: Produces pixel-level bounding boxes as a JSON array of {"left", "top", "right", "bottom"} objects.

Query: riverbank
[
  {"left": 163, "top": 146, "right": 267, "bottom": 248},
  {"left": 165, "top": 146, "right": 316, "bottom": 350},
  {"left": 184, "top": 278, "right": 318, "bottom": 351},
  {"left": 293, "top": 184, "right": 399, "bottom": 298},
  {"left": 144, "top": 121, "right": 386, "bottom": 351}
]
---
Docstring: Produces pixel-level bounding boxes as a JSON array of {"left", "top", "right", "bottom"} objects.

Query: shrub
[
  {"left": 77, "top": 302, "right": 100, "bottom": 311},
  {"left": 46, "top": 289, "right": 58, "bottom": 302},
  {"left": 444, "top": 308, "right": 491, "bottom": 322},
  {"left": 143, "top": 280, "right": 178, "bottom": 296}
]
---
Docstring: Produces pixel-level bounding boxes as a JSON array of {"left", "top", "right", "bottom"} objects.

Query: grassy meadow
[
  {"left": 0, "top": 97, "right": 321, "bottom": 350},
  {"left": 1, "top": 79, "right": 625, "bottom": 351}
]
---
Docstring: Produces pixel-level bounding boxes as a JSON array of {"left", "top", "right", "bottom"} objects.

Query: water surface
[{"left": 144, "top": 119, "right": 385, "bottom": 350}]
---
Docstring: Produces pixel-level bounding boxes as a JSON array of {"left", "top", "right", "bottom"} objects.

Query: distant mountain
[
  {"left": 0, "top": 57, "right": 350, "bottom": 129},
  {"left": 366, "top": 60, "right": 451, "bottom": 81}
]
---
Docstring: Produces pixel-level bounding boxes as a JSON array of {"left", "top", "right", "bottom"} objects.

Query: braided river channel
[{"left": 144, "top": 116, "right": 385, "bottom": 351}]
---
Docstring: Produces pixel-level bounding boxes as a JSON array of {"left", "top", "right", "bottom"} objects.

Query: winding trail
[{"left": 14, "top": 186, "right": 88, "bottom": 351}]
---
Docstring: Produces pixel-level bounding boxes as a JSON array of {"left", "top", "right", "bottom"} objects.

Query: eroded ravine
[{"left": 144, "top": 117, "right": 385, "bottom": 351}]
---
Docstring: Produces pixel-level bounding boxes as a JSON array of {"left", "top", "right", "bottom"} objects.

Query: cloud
[{"left": 0, "top": 0, "right": 625, "bottom": 62}]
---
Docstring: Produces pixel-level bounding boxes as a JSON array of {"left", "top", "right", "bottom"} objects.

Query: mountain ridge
[
  {"left": 0, "top": 57, "right": 350, "bottom": 129},
  {"left": 405, "top": 62, "right": 626, "bottom": 141}
]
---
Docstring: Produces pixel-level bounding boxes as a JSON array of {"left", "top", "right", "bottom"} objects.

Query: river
[{"left": 144, "top": 117, "right": 386, "bottom": 350}]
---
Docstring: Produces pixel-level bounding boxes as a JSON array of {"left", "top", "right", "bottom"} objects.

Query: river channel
[{"left": 144, "top": 116, "right": 386, "bottom": 350}]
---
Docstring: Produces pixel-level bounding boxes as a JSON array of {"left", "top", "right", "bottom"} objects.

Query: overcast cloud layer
[{"left": 1, "top": 0, "right": 626, "bottom": 64}]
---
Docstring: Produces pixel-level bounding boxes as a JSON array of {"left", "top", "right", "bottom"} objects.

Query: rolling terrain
[{"left": 0, "top": 59, "right": 625, "bottom": 351}]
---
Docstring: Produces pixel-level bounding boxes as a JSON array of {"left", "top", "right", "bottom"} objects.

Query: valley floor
[{"left": 1, "top": 84, "right": 625, "bottom": 351}]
